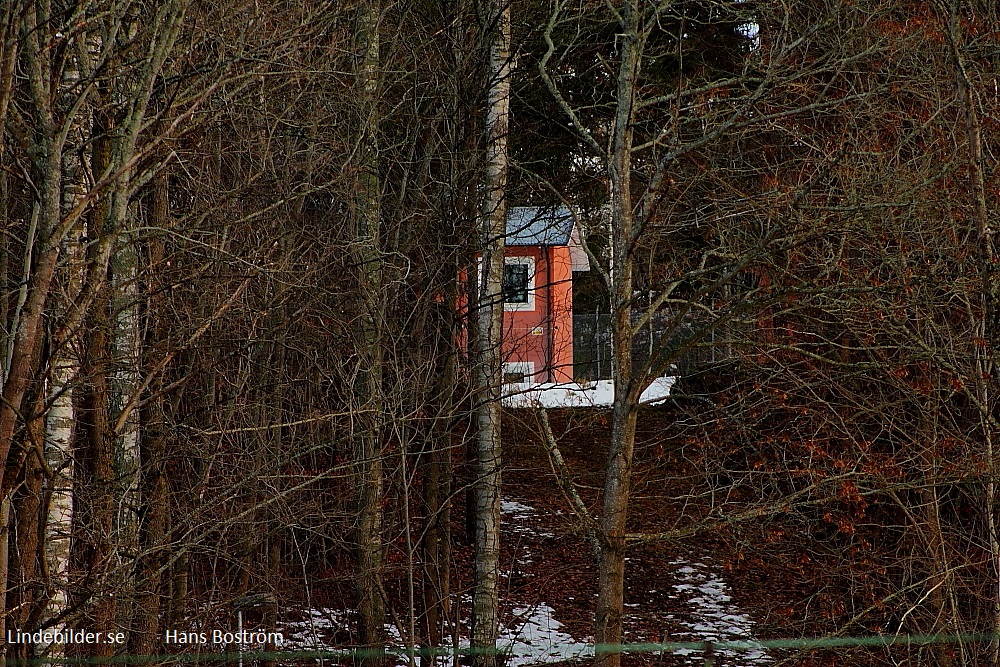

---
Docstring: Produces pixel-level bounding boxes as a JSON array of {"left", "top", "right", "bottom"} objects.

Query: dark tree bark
[{"left": 129, "top": 171, "right": 171, "bottom": 655}]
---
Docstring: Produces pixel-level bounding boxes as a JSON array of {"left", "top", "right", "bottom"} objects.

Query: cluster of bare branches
[{"left": 0, "top": 0, "right": 999, "bottom": 666}]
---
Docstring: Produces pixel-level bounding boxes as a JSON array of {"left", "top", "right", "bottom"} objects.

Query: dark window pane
[
  {"left": 504, "top": 370, "right": 527, "bottom": 383},
  {"left": 503, "top": 264, "right": 530, "bottom": 303}
]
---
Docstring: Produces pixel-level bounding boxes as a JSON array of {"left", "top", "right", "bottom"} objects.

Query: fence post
[
  {"left": 596, "top": 310, "right": 602, "bottom": 380},
  {"left": 703, "top": 640, "right": 715, "bottom": 667}
]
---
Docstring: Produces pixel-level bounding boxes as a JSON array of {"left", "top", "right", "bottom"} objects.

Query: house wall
[
  {"left": 458, "top": 245, "right": 576, "bottom": 384},
  {"left": 501, "top": 246, "right": 574, "bottom": 383}
]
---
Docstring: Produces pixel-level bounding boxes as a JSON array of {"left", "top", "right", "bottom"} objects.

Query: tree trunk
[
  {"left": 471, "top": 0, "right": 510, "bottom": 664},
  {"left": 43, "top": 125, "right": 89, "bottom": 648},
  {"left": 595, "top": 3, "right": 641, "bottom": 666},
  {"left": 70, "top": 118, "right": 117, "bottom": 654},
  {"left": 920, "top": 455, "right": 957, "bottom": 666},
  {"left": 421, "top": 299, "right": 456, "bottom": 665},
  {"left": 109, "top": 203, "right": 142, "bottom": 590},
  {"left": 0, "top": 3, "right": 64, "bottom": 500},
  {"left": 353, "top": 1, "right": 386, "bottom": 662},
  {"left": 0, "top": 494, "right": 9, "bottom": 652},
  {"left": 422, "top": 439, "right": 451, "bottom": 667},
  {"left": 128, "top": 172, "right": 170, "bottom": 656},
  {"left": 167, "top": 552, "right": 188, "bottom": 629},
  {"left": 594, "top": 403, "right": 638, "bottom": 667},
  {"left": 945, "top": 3, "right": 999, "bottom": 662},
  {"left": 7, "top": 400, "right": 45, "bottom": 659},
  {"left": 45, "top": 345, "right": 75, "bottom": 629}
]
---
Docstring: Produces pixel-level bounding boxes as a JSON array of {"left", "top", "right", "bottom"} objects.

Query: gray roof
[{"left": 506, "top": 206, "right": 574, "bottom": 246}]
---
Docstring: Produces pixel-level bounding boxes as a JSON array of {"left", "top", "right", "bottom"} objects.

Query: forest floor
[
  {"left": 281, "top": 398, "right": 878, "bottom": 666},
  {"left": 496, "top": 406, "right": 772, "bottom": 667},
  {"left": 494, "top": 403, "right": 868, "bottom": 667}
]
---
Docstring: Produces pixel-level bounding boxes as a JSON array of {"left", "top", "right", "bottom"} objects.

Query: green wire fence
[{"left": 1, "top": 633, "right": 995, "bottom": 666}]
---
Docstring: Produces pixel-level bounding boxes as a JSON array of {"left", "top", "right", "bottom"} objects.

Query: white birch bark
[
  {"left": 99, "top": 1, "right": 185, "bottom": 632},
  {"left": 40, "top": 43, "right": 90, "bottom": 643},
  {"left": 110, "top": 211, "right": 142, "bottom": 625},
  {"left": 471, "top": 1, "right": 510, "bottom": 665},
  {"left": 45, "top": 356, "right": 76, "bottom": 620}
]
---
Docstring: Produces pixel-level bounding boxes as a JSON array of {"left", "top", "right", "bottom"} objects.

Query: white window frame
[
  {"left": 503, "top": 361, "right": 536, "bottom": 384},
  {"left": 502, "top": 256, "right": 536, "bottom": 312}
]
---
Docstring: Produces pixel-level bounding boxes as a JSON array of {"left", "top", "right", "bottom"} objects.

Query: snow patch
[
  {"left": 501, "top": 500, "right": 536, "bottom": 519},
  {"left": 501, "top": 604, "right": 593, "bottom": 666},
  {"left": 502, "top": 377, "right": 675, "bottom": 408},
  {"left": 279, "top": 604, "right": 591, "bottom": 666},
  {"left": 280, "top": 607, "right": 350, "bottom": 650},
  {"left": 668, "top": 560, "right": 770, "bottom": 665},
  {"left": 502, "top": 499, "right": 555, "bottom": 538},
  {"left": 278, "top": 502, "right": 768, "bottom": 667}
]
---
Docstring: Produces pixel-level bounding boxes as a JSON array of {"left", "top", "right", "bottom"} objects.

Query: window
[
  {"left": 503, "top": 264, "right": 530, "bottom": 304},
  {"left": 503, "top": 362, "right": 535, "bottom": 384},
  {"left": 502, "top": 257, "right": 535, "bottom": 311}
]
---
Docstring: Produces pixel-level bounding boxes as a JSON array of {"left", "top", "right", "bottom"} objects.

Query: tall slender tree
[
  {"left": 353, "top": 0, "right": 388, "bottom": 661},
  {"left": 471, "top": 0, "right": 511, "bottom": 665}
]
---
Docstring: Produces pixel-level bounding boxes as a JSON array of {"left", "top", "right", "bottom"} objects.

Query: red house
[{"left": 496, "top": 206, "right": 589, "bottom": 384}]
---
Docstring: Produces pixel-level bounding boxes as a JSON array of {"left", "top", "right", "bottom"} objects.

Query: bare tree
[
  {"left": 470, "top": 0, "right": 512, "bottom": 665},
  {"left": 353, "top": 0, "right": 388, "bottom": 661},
  {"left": 531, "top": 2, "right": 932, "bottom": 665}
]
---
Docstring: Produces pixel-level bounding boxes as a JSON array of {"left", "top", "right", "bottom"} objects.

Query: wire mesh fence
[
  {"left": 573, "top": 313, "right": 735, "bottom": 382},
  {"left": 8, "top": 634, "right": 998, "bottom": 667},
  {"left": 572, "top": 313, "right": 614, "bottom": 381}
]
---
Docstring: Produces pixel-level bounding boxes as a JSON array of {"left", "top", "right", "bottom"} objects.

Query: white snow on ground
[
  {"left": 502, "top": 499, "right": 555, "bottom": 538},
  {"left": 668, "top": 560, "right": 770, "bottom": 666},
  {"left": 502, "top": 377, "right": 675, "bottom": 408},
  {"left": 279, "top": 500, "right": 768, "bottom": 667},
  {"left": 281, "top": 607, "right": 351, "bottom": 650},
  {"left": 501, "top": 499, "right": 536, "bottom": 520},
  {"left": 279, "top": 604, "right": 591, "bottom": 666},
  {"left": 499, "top": 501, "right": 586, "bottom": 663},
  {"left": 500, "top": 604, "right": 593, "bottom": 665}
]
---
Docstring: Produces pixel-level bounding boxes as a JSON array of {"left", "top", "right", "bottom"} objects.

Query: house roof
[{"left": 506, "top": 206, "right": 574, "bottom": 246}]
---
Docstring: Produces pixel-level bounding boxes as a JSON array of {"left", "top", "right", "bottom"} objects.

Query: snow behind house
[{"left": 502, "top": 377, "right": 675, "bottom": 408}]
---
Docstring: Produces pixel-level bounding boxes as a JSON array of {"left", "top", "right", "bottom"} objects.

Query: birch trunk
[
  {"left": 44, "top": 121, "right": 90, "bottom": 639},
  {"left": 111, "top": 209, "right": 141, "bottom": 514},
  {"left": 70, "top": 3, "right": 184, "bottom": 643},
  {"left": 471, "top": 0, "right": 510, "bottom": 664},
  {"left": 45, "top": 355, "right": 75, "bottom": 628}
]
